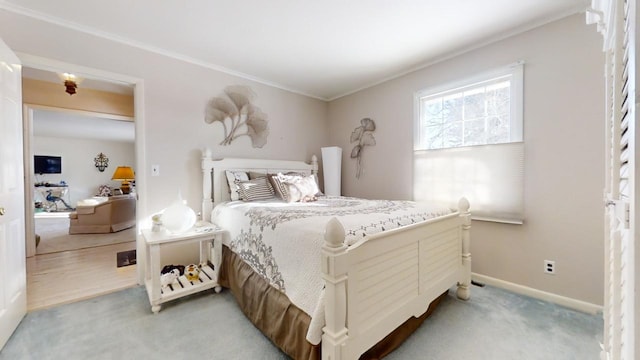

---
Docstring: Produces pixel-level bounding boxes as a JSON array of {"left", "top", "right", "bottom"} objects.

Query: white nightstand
[{"left": 142, "top": 222, "right": 225, "bottom": 313}]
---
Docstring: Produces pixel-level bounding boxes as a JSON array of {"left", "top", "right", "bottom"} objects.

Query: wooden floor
[{"left": 27, "top": 241, "right": 139, "bottom": 311}]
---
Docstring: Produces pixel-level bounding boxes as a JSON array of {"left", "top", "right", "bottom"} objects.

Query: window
[{"left": 413, "top": 63, "right": 524, "bottom": 223}]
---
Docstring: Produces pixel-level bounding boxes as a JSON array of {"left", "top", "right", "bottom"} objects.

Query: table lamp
[{"left": 112, "top": 166, "right": 135, "bottom": 194}]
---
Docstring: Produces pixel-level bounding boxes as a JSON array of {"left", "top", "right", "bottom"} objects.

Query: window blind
[{"left": 413, "top": 142, "right": 524, "bottom": 223}]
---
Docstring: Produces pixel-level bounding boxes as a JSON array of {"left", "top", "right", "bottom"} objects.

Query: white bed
[{"left": 201, "top": 152, "right": 471, "bottom": 360}]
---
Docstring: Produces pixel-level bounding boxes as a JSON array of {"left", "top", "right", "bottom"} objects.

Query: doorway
[{"left": 20, "top": 62, "right": 145, "bottom": 310}]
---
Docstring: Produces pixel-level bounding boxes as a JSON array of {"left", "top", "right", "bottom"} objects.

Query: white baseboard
[{"left": 471, "top": 273, "right": 603, "bottom": 315}]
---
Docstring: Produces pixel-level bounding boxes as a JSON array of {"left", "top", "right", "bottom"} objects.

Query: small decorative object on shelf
[
  {"left": 151, "top": 214, "right": 163, "bottom": 232},
  {"left": 184, "top": 264, "right": 200, "bottom": 282},
  {"left": 160, "top": 269, "right": 180, "bottom": 289}
]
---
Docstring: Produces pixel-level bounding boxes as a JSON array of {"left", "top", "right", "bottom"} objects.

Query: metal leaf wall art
[
  {"left": 205, "top": 85, "right": 269, "bottom": 148},
  {"left": 350, "top": 117, "right": 376, "bottom": 179}
]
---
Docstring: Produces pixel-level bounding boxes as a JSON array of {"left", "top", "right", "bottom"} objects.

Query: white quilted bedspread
[{"left": 211, "top": 196, "right": 451, "bottom": 344}]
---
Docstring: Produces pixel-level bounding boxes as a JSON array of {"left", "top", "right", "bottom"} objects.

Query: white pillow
[
  {"left": 225, "top": 170, "right": 249, "bottom": 201},
  {"left": 277, "top": 173, "right": 320, "bottom": 202}
]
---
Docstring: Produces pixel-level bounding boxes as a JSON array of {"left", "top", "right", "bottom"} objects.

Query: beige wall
[
  {"left": 33, "top": 136, "right": 135, "bottom": 205},
  {"left": 327, "top": 15, "right": 605, "bottom": 305},
  {"left": 23, "top": 78, "right": 134, "bottom": 117}
]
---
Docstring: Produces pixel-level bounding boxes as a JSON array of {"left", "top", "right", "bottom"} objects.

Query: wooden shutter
[{"left": 593, "top": 0, "right": 636, "bottom": 359}]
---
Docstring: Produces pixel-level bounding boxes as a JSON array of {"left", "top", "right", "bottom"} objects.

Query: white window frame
[
  {"left": 413, "top": 61, "right": 524, "bottom": 151},
  {"left": 412, "top": 61, "right": 525, "bottom": 224}
]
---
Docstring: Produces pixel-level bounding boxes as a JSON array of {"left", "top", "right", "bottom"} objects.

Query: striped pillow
[
  {"left": 236, "top": 177, "right": 275, "bottom": 201},
  {"left": 268, "top": 173, "right": 290, "bottom": 201}
]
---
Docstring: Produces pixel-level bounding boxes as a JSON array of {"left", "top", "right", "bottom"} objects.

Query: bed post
[
  {"left": 456, "top": 197, "right": 471, "bottom": 300},
  {"left": 322, "top": 217, "right": 348, "bottom": 360},
  {"left": 201, "top": 148, "right": 214, "bottom": 222}
]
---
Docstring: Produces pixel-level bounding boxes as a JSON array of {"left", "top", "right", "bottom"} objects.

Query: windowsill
[{"left": 471, "top": 216, "right": 523, "bottom": 225}]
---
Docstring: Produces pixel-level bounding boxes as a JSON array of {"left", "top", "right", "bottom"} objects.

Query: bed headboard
[{"left": 201, "top": 149, "right": 318, "bottom": 221}]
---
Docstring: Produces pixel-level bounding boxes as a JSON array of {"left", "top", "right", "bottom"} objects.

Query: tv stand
[{"left": 34, "top": 185, "right": 74, "bottom": 212}]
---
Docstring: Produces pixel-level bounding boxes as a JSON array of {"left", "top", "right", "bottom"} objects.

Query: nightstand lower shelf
[{"left": 144, "top": 265, "right": 221, "bottom": 308}]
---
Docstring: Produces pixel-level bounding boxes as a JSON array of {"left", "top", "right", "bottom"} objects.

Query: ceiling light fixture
[{"left": 59, "top": 72, "right": 81, "bottom": 95}]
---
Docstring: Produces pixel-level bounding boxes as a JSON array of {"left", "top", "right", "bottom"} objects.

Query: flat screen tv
[{"left": 34, "top": 155, "right": 62, "bottom": 174}]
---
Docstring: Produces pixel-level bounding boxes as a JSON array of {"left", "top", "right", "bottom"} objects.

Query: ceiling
[
  {"left": 2, "top": 0, "right": 589, "bottom": 100},
  {"left": 33, "top": 109, "right": 135, "bottom": 143}
]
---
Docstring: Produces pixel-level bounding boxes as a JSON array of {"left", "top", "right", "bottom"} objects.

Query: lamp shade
[{"left": 111, "top": 166, "right": 135, "bottom": 181}]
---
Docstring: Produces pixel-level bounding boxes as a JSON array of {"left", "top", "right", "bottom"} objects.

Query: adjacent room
[
  {"left": 0, "top": 1, "right": 635, "bottom": 359},
  {"left": 22, "top": 68, "right": 139, "bottom": 310}
]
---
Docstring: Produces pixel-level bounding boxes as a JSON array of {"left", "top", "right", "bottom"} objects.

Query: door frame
[{"left": 18, "top": 52, "right": 147, "bottom": 284}]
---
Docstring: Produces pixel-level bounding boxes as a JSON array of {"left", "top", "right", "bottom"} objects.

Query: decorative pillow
[
  {"left": 248, "top": 171, "right": 267, "bottom": 180},
  {"left": 268, "top": 174, "right": 290, "bottom": 200},
  {"left": 225, "top": 170, "right": 249, "bottom": 201},
  {"left": 277, "top": 173, "right": 320, "bottom": 202},
  {"left": 97, "top": 184, "right": 111, "bottom": 197},
  {"left": 236, "top": 177, "right": 275, "bottom": 201}
]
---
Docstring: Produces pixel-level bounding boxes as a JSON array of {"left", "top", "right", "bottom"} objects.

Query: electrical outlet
[
  {"left": 544, "top": 260, "right": 555, "bottom": 275},
  {"left": 151, "top": 165, "right": 160, "bottom": 176}
]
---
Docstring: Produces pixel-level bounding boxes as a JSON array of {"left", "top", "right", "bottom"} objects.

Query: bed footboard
[{"left": 321, "top": 198, "right": 471, "bottom": 360}]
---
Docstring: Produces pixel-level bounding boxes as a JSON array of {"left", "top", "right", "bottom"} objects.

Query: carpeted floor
[
  {"left": 0, "top": 284, "right": 602, "bottom": 359},
  {"left": 35, "top": 217, "right": 136, "bottom": 255}
]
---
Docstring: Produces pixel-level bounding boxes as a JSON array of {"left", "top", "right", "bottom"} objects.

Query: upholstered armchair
[{"left": 68, "top": 195, "right": 136, "bottom": 234}]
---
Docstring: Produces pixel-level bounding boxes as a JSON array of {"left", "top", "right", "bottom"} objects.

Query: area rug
[{"left": 35, "top": 217, "right": 136, "bottom": 255}]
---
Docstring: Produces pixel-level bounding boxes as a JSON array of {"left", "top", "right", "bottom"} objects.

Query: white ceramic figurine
[{"left": 160, "top": 268, "right": 180, "bottom": 289}]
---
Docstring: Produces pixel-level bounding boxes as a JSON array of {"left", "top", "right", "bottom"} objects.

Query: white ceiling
[
  {"left": 33, "top": 109, "right": 135, "bottom": 143},
  {"left": 2, "top": 0, "right": 589, "bottom": 100}
]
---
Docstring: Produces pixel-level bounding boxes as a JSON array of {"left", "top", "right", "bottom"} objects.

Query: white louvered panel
[
  {"left": 619, "top": 179, "right": 629, "bottom": 195},
  {"left": 356, "top": 258, "right": 415, "bottom": 297},
  {"left": 611, "top": 225, "right": 623, "bottom": 360},
  {"left": 419, "top": 229, "right": 460, "bottom": 288},
  {"left": 354, "top": 244, "right": 415, "bottom": 281},
  {"left": 621, "top": 114, "right": 629, "bottom": 131},
  {"left": 421, "top": 246, "right": 459, "bottom": 285},
  {"left": 621, "top": 130, "right": 628, "bottom": 144},
  {"left": 621, "top": 81, "right": 629, "bottom": 108},
  {"left": 353, "top": 242, "right": 420, "bottom": 331},
  {"left": 419, "top": 228, "right": 459, "bottom": 256},
  {"left": 589, "top": 0, "right": 634, "bottom": 357},
  {"left": 356, "top": 279, "right": 418, "bottom": 333},
  {"left": 620, "top": 162, "right": 629, "bottom": 178}
]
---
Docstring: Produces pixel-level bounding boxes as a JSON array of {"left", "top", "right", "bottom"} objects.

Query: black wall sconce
[{"left": 94, "top": 153, "right": 109, "bottom": 172}]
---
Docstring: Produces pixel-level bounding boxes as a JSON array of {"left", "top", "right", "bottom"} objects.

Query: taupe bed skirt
[{"left": 218, "top": 245, "right": 447, "bottom": 360}]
